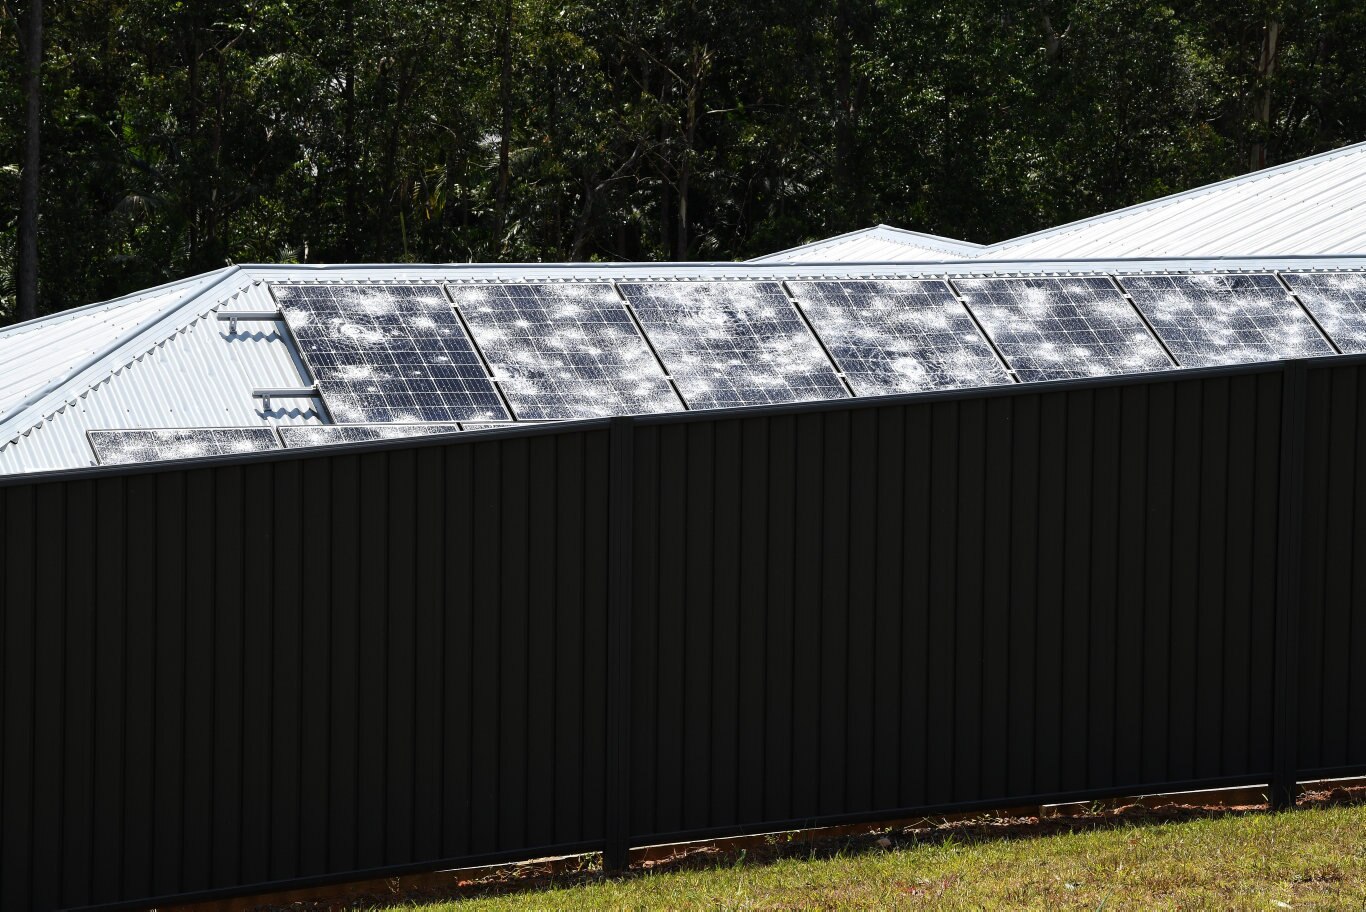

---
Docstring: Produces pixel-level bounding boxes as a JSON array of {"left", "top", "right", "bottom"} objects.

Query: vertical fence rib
[
  {"left": 605, "top": 417, "right": 635, "bottom": 871},
  {"left": 1272, "top": 361, "right": 1308, "bottom": 809}
]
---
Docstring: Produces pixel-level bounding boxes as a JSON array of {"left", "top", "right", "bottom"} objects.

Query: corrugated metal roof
[
  {"left": 0, "top": 269, "right": 323, "bottom": 474},
  {"left": 988, "top": 141, "right": 1366, "bottom": 260},
  {"left": 749, "top": 225, "right": 983, "bottom": 264},
  {"left": 0, "top": 272, "right": 222, "bottom": 417},
  {"left": 765, "top": 141, "right": 1366, "bottom": 264}
]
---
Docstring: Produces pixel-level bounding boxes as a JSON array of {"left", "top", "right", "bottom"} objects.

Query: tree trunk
[
  {"left": 1250, "top": 19, "right": 1280, "bottom": 171},
  {"left": 494, "top": 0, "right": 513, "bottom": 248},
  {"left": 16, "top": 0, "right": 40, "bottom": 320},
  {"left": 342, "top": 0, "right": 357, "bottom": 258}
]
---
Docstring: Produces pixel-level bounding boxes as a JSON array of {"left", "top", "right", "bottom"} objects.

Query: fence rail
[{"left": 2, "top": 356, "right": 1365, "bottom": 911}]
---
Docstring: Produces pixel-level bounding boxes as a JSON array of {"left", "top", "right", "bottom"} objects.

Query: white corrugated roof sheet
[
  {"left": 990, "top": 142, "right": 1366, "bottom": 260},
  {"left": 0, "top": 268, "right": 321, "bottom": 474},
  {"left": 764, "top": 141, "right": 1366, "bottom": 263}
]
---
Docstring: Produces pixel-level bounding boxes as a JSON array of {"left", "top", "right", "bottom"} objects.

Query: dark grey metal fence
[{"left": 2, "top": 356, "right": 1364, "bottom": 911}]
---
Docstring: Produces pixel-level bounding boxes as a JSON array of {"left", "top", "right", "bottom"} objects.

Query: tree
[{"left": 14, "top": 0, "right": 38, "bottom": 320}]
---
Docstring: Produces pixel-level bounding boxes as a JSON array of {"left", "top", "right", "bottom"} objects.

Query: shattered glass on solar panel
[
  {"left": 616, "top": 281, "right": 848, "bottom": 409},
  {"left": 278, "top": 423, "right": 465, "bottom": 448},
  {"left": 460, "top": 421, "right": 542, "bottom": 430},
  {"left": 789, "top": 279, "right": 1012, "bottom": 394},
  {"left": 275, "top": 284, "right": 508, "bottom": 423},
  {"left": 1122, "top": 273, "right": 1334, "bottom": 367},
  {"left": 447, "top": 282, "right": 681, "bottom": 419},
  {"left": 954, "top": 276, "right": 1172, "bottom": 382},
  {"left": 1280, "top": 271, "right": 1366, "bottom": 354},
  {"left": 88, "top": 428, "right": 281, "bottom": 465}
]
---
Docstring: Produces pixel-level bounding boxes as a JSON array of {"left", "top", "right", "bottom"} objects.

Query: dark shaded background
[{"left": 1, "top": 0, "right": 1363, "bottom": 322}]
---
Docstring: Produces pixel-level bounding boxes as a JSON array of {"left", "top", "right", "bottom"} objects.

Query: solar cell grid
[
  {"left": 447, "top": 282, "right": 682, "bottom": 419},
  {"left": 954, "top": 276, "right": 1172, "bottom": 382},
  {"left": 1122, "top": 273, "right": 1334, "bottom": 367},
  {"left": 617, "top": 280, "right": 849, "bottom": 409},
  {"left": 89, "top": 428, "right": 281, "bottom": 465},
  {"left": 1279, "top": 271, "right": 1366, "bottom": 354},
  {"left": 278, "top": 423, "right": 465, "bottom": 448},
  {"left": 275, "top": 284, "right": 509, "bottom": 423},
  {"left": 789, "top": 279, "right": 1012, "bottom": 394}
]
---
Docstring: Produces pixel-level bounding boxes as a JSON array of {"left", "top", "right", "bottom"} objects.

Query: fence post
[
  {"left": 1272, "top": 361, "right": 1307, "bottom": 811},
  {"left": 604, "top": 417, "right": 635, "bottom": 871}
]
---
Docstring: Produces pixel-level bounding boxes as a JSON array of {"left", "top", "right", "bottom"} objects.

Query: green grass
[{"left": 380, "top": 803, "right": 1366, "bottom": 910}]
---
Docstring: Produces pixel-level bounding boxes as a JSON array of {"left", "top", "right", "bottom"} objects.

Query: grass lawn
[{"left": 375, "top": 799, "right": 1366, "bottom": 911}]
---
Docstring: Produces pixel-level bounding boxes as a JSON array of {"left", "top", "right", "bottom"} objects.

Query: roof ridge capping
[
  {"left": 980, "top": 139, "right": 1366, "bottom": 256},
  {"left": 749, "top": 224, "right": 984, "bottom": 263}
]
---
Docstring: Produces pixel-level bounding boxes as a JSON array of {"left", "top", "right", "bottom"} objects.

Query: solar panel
[
  {"left": 460, "top": 421, "right": 540, "bottom": 431},
  {"left": 88, "top": 428, "right": 281, "bottom": 465},
  {"left": 1122, "top": 273, "right": 1334, "bottom": 367},
  {"left": 616, "top": 281, "right": 848, "bottom": 409},
  {"left": 447, "top": 282, "right": 681, "bottom": 419},
  {"left": 788, "top": 279, "right": 1011, "bottom": 394},
  {"left": 277, "top": 423, "right": 465, "bottom": 448},
  {"left": 275, "top": 284, "right": 509, "bottom": 423},
  {"left": 1280, "top": 271, "right": 1366, "bottom": 354},
  {"left": 955, "top": 276, "right": 1172, "bottom": 382}
]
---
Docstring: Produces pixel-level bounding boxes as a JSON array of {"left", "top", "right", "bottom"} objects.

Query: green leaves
[{"left": 4, "top": 0, "right": 1366, "bottom": 320}]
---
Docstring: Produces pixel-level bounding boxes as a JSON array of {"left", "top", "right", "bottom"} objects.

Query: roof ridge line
[{"left": 0, "top": 266, "right": 246, "bottom": 444}]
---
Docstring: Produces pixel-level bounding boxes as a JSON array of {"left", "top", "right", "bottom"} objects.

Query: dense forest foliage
[{"left": 1, "top": 0, "right": 1364, "bottom": 323}]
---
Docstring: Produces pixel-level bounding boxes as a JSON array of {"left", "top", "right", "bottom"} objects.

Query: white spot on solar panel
[
  {"left": 278, "top": 423, "right": 465, "bottom": 448},
  {"left": 276, "top": 284, "right": 508, "bottom": 423},
  {"left": 955, "top": 276, "right": 1171, "bottom": 381},
  {"left": 1280, "top": 271, "right": 1366, "bottom": 354},
  {"left": 447, "top": 283, "right": 682, "bottom": 419},
  {"left": 89, "top": 428, "right": 281, "bottom": 465},
  {"left": 1123, "top": 273, "right": 1334, "bottom": 367},
  {"left": 617, "top": 281, "right": 848, "bottom": 409},
  {"left": 789, "top": 279, "right": 1011, "bottom": 394}
]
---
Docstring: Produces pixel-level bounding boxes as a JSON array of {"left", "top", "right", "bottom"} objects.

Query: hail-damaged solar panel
[
  {"left": 278, "top": 423, "right": 465, "bottom": 448},
  {"left": 617, "top": 281, "right": 849, "bottom": 409},
  {"left": 275, "top": 284, "right": 509, "bottom": 423},
  {"left": 88, "top": 428, "right": 281, "bottom": 465},
  {"left": 1122, "top": 273, "right": 1334, "bottom": 367},
  {"left": 460, "top": 421, "right": 545, "bottom": 431},
  {"left": 789, "top": 279, "right": 1012, "bottom": 394},
  {"left": 1280, "top": 271, "right": 1366, "bottom": 354},
  {"left": 954, "top": 276, "right": 1172, "bottom": 382},
  {"left": 447, "top": 282, "right": 682, "bottom": 419}
]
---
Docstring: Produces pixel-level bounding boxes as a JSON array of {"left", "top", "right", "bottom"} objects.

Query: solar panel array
[
  {"left": 617, "top": 281, "right": 850, "bottom": 409},
  {"left": 789, "top": 279, "right": 1012, "bottom": 394},
  {"left": 448, "top": 282, "right": 682, "bottom": 419},
  {"left": 954, "top": 276, "right": 1173, "bottom": 382},
  {"left": 92, "top": 270, "right": 1366, "bottom": 466},
  {"left": 277, "top": 284, "right": 508, "bottom": 423},
  {"left": 1122, "top": 273, "right": 1335, "bottom": 367},
  {"left": 89, "top": 428, "right": 281, "bottom": 465}
]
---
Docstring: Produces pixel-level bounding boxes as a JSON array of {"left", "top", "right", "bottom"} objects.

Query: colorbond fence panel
[
  {"left": 626, "top": 369, "right": 1285, "bottom": 845},
  {"left": 0, "top": 431, "right": 612, "bottom": 911},
  {"left": 1, "top": 359, "right": 1365, "bottom": 911},
  {"left": 1300, "top": 362, "right": 1366, "bottom": 779}
]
